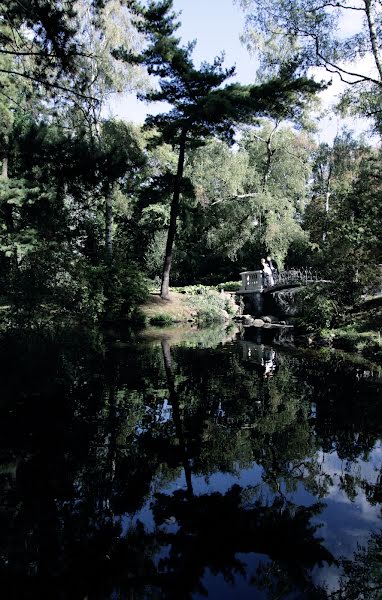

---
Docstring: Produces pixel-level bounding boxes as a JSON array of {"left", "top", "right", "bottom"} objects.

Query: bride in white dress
[{"left": 261, "top": 257, "right": 274, "bottom": 287}]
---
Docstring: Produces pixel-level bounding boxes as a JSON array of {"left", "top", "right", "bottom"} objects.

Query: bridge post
[{"left": 239, "top": 270, "right": 263, "bottom": 292}]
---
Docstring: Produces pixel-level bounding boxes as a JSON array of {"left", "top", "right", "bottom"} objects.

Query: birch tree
[{"left": 237, "top": 0, "right": 382, "bottom": 128}]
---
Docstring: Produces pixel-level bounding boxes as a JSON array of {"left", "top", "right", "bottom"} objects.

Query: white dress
[{"left": 262, "top": 264, "right": 274, "bottom": 286}]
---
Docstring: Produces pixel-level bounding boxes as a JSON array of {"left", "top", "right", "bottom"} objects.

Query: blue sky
[{"left": 170, "top": 0, "right": 256, "bottom": 83}]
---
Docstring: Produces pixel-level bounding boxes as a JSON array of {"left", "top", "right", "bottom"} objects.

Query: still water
[{"left": 0, "top": 324, "right": 382, "bottom": 599}]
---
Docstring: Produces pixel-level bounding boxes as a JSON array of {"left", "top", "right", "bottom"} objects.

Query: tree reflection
[
  {"left": 0, "top": 326, "right": 380, "bottom": 598},
  {"left": 161, "top": 338, "right": 193, "bottom": 498},
  {"left": 335, "top": 529, "right": 382, "bottom": 600},
  {"left": 149, "top": 486, "right": 333, "bottom": 599},
  {"left": 149, "top": 336, "right": 334, "bottom": 599}
]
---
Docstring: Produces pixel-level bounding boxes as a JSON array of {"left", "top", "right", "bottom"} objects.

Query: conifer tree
[{"left": 127, "top": 0, "right": 323, "bottom": 298}]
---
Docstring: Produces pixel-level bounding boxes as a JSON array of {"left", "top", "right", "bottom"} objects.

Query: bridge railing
[
  {"left": 239, "top": 270, "right": 263, "bottom": 292},
  {"left": 275, "top": 267, "right": 322, "bottom": 287},
  {"left": 238, "top": 267, "right": 323, "bottom": 292}
]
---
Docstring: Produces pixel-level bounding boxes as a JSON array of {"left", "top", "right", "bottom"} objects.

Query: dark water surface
[{"left": 0, "top": 324, "right": 382, "bottom": 599}]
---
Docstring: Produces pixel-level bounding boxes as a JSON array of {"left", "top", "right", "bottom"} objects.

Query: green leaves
[
  {"left": 133, "top": 1, "right": 322, "bottom": 146},
  {"left": 237, "top": 0, "right": 382, "bottom": 131}
]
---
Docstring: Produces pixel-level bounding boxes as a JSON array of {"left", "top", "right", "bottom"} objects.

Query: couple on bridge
[{"left": 261, "top": 255, "right": 278, "bottom": 288}]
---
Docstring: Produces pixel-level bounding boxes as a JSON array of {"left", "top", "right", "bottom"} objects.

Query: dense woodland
[{"left": 0, "top": 0, "right": 381, "bottom": 324}]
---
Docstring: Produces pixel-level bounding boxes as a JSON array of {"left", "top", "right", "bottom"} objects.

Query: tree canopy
[
  {"left": 237, "top": 0, "right": 382, "bottom": 131},
  {"left": 0, "top": 0, "right": 379, "bottom": 320}
]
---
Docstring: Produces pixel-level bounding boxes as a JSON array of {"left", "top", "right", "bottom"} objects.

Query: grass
[
  {"left": 139, "top": 292, "right": 195, "bottom": 324},
  {"left": 149, "top": 313, "right": 176, "bottom": 326},
  {"left": 139, "top": 288, "right": 238, "bottom": 326}
]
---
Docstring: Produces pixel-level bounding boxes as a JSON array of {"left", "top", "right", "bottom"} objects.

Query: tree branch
[
  {"left": 0, "top": 48, "right": 93, "bottom": 59},
  {"left": 315, "top": 38, "right": 381, "bottom": 85},
  {"left": 275, "top": 145, "right": 309, "bottom": 162},
  {"left": 0, "top": 69, "right": 98, "bottom": 101},
  {"left": 365, "top": 108, "right": 382, "bottom": 116},
  {"left": 306, "top": 2, "right": 365, "bottom": 11},
  {"left": 323, "top": 63, "right": 369, "bottom": 85},
  {"left": 0, "top": 88, "right": 27, "bottom": 112}
]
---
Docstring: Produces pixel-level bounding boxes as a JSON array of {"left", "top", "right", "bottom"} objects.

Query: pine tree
[{"left": 127, "top": 0, "right": 323, "bottom": 298}]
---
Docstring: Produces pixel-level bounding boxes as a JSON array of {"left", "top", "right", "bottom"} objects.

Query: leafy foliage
[{"left": 0, "top": 0, "right": 380, "bottom": 332}]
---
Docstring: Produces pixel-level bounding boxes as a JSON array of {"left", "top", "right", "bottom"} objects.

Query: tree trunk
[
  {"left": 1, "top": 155, "right": 18, "bottom": 269},
  {"left": 258, "top": 122, "right": 278, "bottom": 192},
  {"left": 322, "top": 163, "right": 332, "bottom": 242},
  {"left": 364, "top": 0, "right": 382, "bottom": 81},
  {"left": 105, "top": 189, "right": 113, "bottom": 262},
  {"left": 1, "top": 155, "right": 12, "bottom": 235},
  {"left": 161, "top": 338, "right": 193, "bottom": 498},
  {"left": 263, "top": 137, "right": 273, "bottom": 191},
  {"left": 2, "top": 156, "right": 8, "bottom": 179},
  {"left": 160, "top": 128, "right": 187, "bottom": 300}
]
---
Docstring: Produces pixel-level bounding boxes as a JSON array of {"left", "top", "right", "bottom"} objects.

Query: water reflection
[
  {"left": 0, "top": 324, "right": 381, "bottom": 598},
  {"left": 241, "top": 342, "right": 279, "bottom": 379}
]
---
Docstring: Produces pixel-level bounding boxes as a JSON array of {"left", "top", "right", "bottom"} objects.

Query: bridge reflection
[{"left": 240, "top": 341, "right": 279, "bottom": 379}]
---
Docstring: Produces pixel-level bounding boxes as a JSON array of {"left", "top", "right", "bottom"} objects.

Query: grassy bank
[{"left": 139, "top": 286, "right": 239, "bottom": 326}]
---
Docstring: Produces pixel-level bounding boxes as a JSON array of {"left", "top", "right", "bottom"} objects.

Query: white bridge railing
[
  {"left": 239, "top": 268, "right": 323, "bottom": 293},
  {"left": 239, "top": 270, "right": 263, "bottom": 292}
]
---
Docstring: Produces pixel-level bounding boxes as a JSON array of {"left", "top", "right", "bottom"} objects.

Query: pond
[{"left": 0, "top": 323, "right": 381, "bottom": 599}]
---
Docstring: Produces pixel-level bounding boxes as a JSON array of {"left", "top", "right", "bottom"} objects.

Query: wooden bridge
[{"left": 238, "top": 268, "right": 324, "bottom": 295}]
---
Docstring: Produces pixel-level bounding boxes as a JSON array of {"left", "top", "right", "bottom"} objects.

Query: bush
[
  {"left": 104, "top": 259, "right": 149, "bottom": 321},
  {"left": 171, "top": 284, "right": 215, "bottom": 295},
  {"left": 172, "top": 282, "right": 240, "bottom": 296},
  {"left": 332, "top": 330, "right": 360, "bottom": 352},
  {"left": 297, "top": 284, "right": 340, "bottom": 331},
  {"left": 186, "top": 289, "right": 236, "bottom": 323},
  {"left": 216, "top": 281, "right": 240, "bottom": 292},
  {"left": 8, "top": 248, "right": 106, "bottom": 323},
  {"left": 149, "top": 313, "right": 174, "bottom": 326},
  {"left": 362, "top": 339, "right": 382, "bottom": 361}
]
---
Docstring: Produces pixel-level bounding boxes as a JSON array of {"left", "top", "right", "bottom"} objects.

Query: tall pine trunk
[
  {"left": 1, "top": 155, "right": 12, "bottom": 234},
  {"left": 160, "top": 128, "right": 187, "bottom": 300},
  {"left": 161, "top": 338, "right": 193, "bottom": 498},
  {"left": 104, "top": 188, "right": 114, "bottom": 316}
]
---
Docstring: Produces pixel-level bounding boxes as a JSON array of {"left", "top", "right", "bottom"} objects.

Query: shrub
[
  {"left": 104, "top": 260, "right": 149, "bottom": 321},
  {"left": 362, "top": 339, "right": 382, "bottom": 361},
  {"left": 149, "top": 313, "right": 175, "bottom": 326},
  {"left": 297, "top": 284, "right": 340, "bottom": 330},
  {"left": 332, "top": 331, "right": 360, "bottom": 352},
  {"left": 172, "top": 282, "right": 236, "bottom": 293},
  {"left": 186, "top": 289, "right": 234, "bottom": 323},
  {"left": 171, "top": 284, "right": 215, "bottom": 295},
  {"left": 216, "top": 281, "right": 240, "bottom": 292}
]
